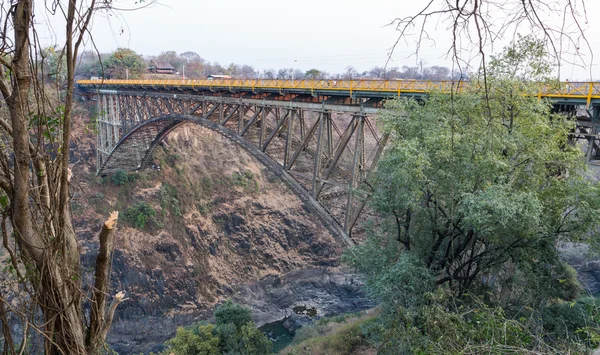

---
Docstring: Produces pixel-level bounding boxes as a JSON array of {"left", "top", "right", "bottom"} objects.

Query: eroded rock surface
[{"left": 70, "top": 122, "right": 367, "bottom": 354}]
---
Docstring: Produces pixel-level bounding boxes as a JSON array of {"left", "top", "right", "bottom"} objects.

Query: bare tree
[
  {"left": 180, "top": 51, "right": 204, "bottom": 64},
  {"left": 260, "top": 69, "right": 276, "bottom": 79},
  {"left": 342, "top": 65, "right": 359, "bottom": 80},
  {"left": 0, "top": 0, "right": 149, "bottom": 353},
  {"left": 386, "top": 0, "right": 590, "bottom": 78}
]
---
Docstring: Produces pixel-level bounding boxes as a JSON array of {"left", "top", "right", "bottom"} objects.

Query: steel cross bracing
[
  {"left": 95, "top": 90, "right": 387, "bottom": 246},
  {"left": 82, "top": 79, "right": 600, "bottom": 164}
]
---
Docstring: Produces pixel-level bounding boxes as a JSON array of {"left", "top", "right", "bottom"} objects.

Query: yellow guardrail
[{"left": 77, "top": 79, "right": 600, "bottom": 105}]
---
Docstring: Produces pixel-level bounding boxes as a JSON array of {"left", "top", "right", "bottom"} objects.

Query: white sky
[{"left": 34, "top": 0, "right": 600, "bottom": 80}]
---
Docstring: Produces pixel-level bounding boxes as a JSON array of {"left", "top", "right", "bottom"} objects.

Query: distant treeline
[{"left": 61, "top": 47, "right": 460, "bottom": 81}]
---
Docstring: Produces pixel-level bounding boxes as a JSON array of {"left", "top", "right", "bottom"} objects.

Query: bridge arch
[{"left": 100, "top": 114, "right": 354, "bottom": 246}]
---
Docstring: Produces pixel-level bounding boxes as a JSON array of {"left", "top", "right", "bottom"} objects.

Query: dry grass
[{"left": 279, "top": 312, "right": 377, "bottom": 355}]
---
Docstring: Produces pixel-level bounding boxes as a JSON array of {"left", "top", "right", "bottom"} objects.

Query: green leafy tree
[
  {"left": 122, "top": 202, "right": 157, "bottom": 230},
  {"left": 346, "top": 36, "right": 600, "bottom": 353},
  {"left": 304, "top": 68, "right": 322, "bottom": 79},
  {"left": 104, "top": 48, "right": 146, "bottom": 79},
  {"left": 164, "top": 301, "right": 272, "bottom": 354},
  {"left": 215, "top": 299, "right": 253, "bottom": 330},
  {"left": 165, "top": 324, "right": 220, "bottom": 355},
  {"left": 241, "top": 323, "right": 273, "bottom": 355}
]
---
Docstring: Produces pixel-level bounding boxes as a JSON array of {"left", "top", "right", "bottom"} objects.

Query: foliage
[
  {"left": 109, "top": 170, "right": 130, "bottom": 186},
  {"left": 304, "top": 69, "right": 322, "bottom": 79},
  {"left": 240, "top": 323, "right": 273, "bottom": 355},
  {"left": 231, "top": 170, "right": 258, "bottom": 192},
  {"left": 361, "top": 292, "right": 600, "bottom": 354},
  {"left": 41, "top": 46, "right": 67, "bottom": 83},
  {"left": 214, "top": 300, "right": 253, "bottom": 330},
  {"left": 156, "top": 50, "right": 186, "bottom": 72},
  {"left": 104, "top": 48, "right": 146, "bottom": 79},
  {"left": 165, "top": 324, "right": 220, "bottom": 355},
  {"left": 0, "top": 0, "right": 133, "bottom": 353},
  {"left": 344, "top": 36, "right": 600, "bottom": 353},
  {"left": 159, "top": 183, "right": 182, "bottom": 217},
  {"left": 281, "top": 312, "right": 374, "bottom": 355},
  {"left": 163, "top": 300, "right": 272, "bottom": 355},
  {"left": 122, "top": 202, "right": 158, "bottom": 230}
]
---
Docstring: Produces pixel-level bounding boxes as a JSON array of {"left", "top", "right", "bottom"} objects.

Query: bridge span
[{"left": 77, "top": 79, "right": 600, "bottom": 245}]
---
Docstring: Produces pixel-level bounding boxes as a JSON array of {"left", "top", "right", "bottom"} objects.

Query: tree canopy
[
  {"left": 346, "top": 35, "right": 600, "bottom": 354},
  {"left": 163, "top": 300, "right": 272, "bottom": 355},
  {"left": 105, "top": 48, "right": 146, "bottom": 79}
]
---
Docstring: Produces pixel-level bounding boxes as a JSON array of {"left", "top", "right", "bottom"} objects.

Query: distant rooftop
[{"left": 149, "top": 60, "right": 175, "bottom": 70}]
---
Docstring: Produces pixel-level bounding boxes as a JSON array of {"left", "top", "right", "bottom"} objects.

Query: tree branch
[{"left": 86, "top": 211, "right": 125, "bottom": 351}]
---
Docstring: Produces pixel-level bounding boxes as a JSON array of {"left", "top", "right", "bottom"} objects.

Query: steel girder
[{"left": 95, "top": 91, "right": 387, "bottom": 245}]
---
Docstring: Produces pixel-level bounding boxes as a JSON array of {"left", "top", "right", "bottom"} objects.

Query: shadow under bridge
[{"left": 94, "top": 91, "right": 388, "bottom": 246}]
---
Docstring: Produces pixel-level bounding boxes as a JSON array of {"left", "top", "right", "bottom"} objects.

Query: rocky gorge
[
  {"left": 70, "top": 114, "right": 373, "bottom": 354},
  {"left": 69, "top": 107, "right": 600, "bottom": 354}
]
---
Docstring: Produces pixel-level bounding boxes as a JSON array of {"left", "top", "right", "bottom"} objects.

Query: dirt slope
[{"left": 70, "top": 112, "right": 347, "bottom": 354}]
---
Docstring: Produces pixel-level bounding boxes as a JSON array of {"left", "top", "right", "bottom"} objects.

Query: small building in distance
[
  {"left": 148, "top": 60, "right": 175, "bottom": 75},
  {"left": 207, "top": 74, "right": 232, "bottom": 80}
]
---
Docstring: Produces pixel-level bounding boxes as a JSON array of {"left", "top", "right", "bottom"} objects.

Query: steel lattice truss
[{"left": 95, "top": 91, "right": 387, "bottom": 245}]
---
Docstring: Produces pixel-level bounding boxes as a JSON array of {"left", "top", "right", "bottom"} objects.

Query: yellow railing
[{"left": 77, "top": 79, "right": 600, "bottom": 103}]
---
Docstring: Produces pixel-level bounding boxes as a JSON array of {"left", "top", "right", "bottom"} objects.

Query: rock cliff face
[
  {"left": 562, "top": 243, "right": 600, "bottom": 296},
  {"left": 71, "top": 118, "right": 366, "bottom": 354}
]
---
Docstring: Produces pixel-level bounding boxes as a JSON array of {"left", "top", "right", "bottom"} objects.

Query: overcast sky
[{"left": 36, "top": 0, "right": 600, "bottom": 80}]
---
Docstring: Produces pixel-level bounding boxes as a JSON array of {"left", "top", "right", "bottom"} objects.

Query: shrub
[
  {"left": 122, "top": 202, "right": 157, "bottom": 230},
  {"left": 214, "top": 300, "right": 253, "bottom": 330},
  {"left": 110, "top": 170, "right": 129, "bottom": 186},
  {"left": 165, "top": 324, "right": 220, "bottom": 355},
  {"left": 163, "top": 300, "right": 272, "bottom": 355}
]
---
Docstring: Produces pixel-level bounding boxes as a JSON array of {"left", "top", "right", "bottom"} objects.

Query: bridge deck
[{"left": 78, "top": 79, "right": 600, "bottom": 106}]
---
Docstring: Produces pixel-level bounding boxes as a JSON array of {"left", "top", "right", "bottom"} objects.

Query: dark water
[
  {"left": 259, "top": 305, "right": 320, "bottom": 352},
  {"left": 259, "top": 320, "right": 294, "bottom": 353}
]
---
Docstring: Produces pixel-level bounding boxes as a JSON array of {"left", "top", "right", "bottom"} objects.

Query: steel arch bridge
[
  {"left": 86, "top": 90, "right": 388, "bottom": 246},
  {"left": 78, "top": 79, "right": 600, "bottom": 246}
]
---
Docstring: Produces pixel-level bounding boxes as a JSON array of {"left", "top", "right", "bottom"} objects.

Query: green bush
[
  {"left": 163, "top": 300, "right": 272, "bottom": 355},
  {"left": 231, "top": 170, "right": 259, "bottom": 192},
  {"left": 165, "top": 324, "right": 220, "bottom": 355},
  {"left": 110, "top": 170, "right": 129, "bottom": 186},
  {"left": 282, "top": 315, "right": 372, "bottom": 355},
  {"left": 215, "top": 299, "right": 253, "bottom": 330},
  {"left": 159, "top": 184, "right": 182, "bottom": 218},
  {"left": 541, "top": 297, "right": 600, "bottom": 347},
  {"left": 122, "top": 202, "right": 157, "bottom": 230}
]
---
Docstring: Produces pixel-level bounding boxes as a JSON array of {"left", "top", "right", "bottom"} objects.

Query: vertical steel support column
[
  {"left": 106, "top": 95, "right": 114, "bottom": 153},
  {"left": 346, "top": 132, "right": 389, "bottom": 232},
  {"left": 113, "top": 94, "right": 120, "bottom": 144},
  {"left": 299, "top": 110, "right": 306, "bottom": 139},
  {"left": 311, "top": 112, "right": 325, "bottom": 197},
  {"left": 259, "top": 105, "right": 267, "bottom": 147},
  {"left": 315, "top": 116, "right": 358, "bottom": 197},
  {"left": 325, "top": 113, "right": 333, "bottom": 162},
  {"left": 96, "top": 94, "right": 102, "bottom": 172},
  {"left": 237, "top": 104, "right": 244, "bottom": 134},
  {"left": 344, "top": 116, "right": 364, "bottom": 233},
  {"left": 284, "top": 110, "right": 295, "bottom": 169},
  {"left": 142, "top": 95, "right": 151, "bottom": 119}
]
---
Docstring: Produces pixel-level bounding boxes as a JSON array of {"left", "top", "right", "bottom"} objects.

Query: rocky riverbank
[{"left": 106, "top": 268, "right": 373, "bottom": 354}]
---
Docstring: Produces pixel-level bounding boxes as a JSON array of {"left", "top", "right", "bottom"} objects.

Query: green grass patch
[{"left": 280, "top": 311, "right": 376, "bottom": 355}]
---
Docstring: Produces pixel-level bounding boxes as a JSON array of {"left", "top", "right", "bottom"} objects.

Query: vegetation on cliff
[
  {"left": 156, "top": 300, "right": 272, "bottom": 355},
  {"left": 344, "top": 36, "right": 600, "bottom": 354}
]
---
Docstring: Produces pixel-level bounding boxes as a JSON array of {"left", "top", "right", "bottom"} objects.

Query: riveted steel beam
[{"left": 94, "top": 90, "right": 387, "bottom": 245}]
